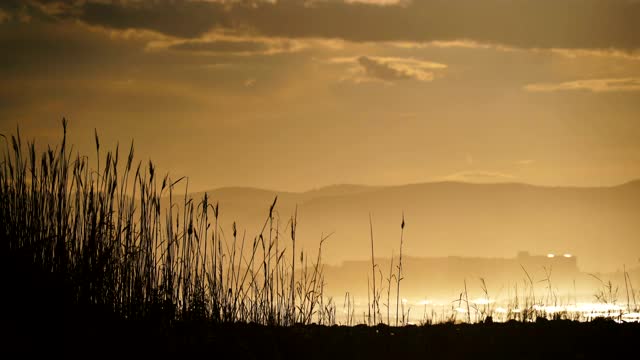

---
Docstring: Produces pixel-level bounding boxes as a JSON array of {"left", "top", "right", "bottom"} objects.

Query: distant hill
[{"left": 175, "top": 181, "right": 640, "bottom": 273}]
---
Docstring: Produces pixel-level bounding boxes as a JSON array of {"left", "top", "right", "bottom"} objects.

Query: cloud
[
  {"left": 79, "top": 0, "right": 230, "bottom": 39},
  {"left": 9, "top": 0, "right": 640, "bottom": 51},
  {"left": 524, "top": 78, "right": 640, "bottom": 93},
  {"left": 331, "top": 56, "right": 446, "bottom": 83},
  {"left": 442, "top": 171, "right": 517, "bottom": 182},
  {"left": 172, "top": 40, "right": 268, "bottom": 53},
  {"left": 390, "top": 39, "right": 514, "bottom": 52},
  {"left": 548, "top": 48, "right": 640, "bottom": 61},
  {"left": 357, "top": 56, "right": 433, "bottom": 82},
  {"left": 169, "top": 38, "right": 302, "bottom": 55},
  {"left": 387, "top": 40, "right": 640, "bottom": 62}
]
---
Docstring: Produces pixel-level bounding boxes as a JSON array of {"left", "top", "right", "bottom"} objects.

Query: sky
[{"left": 1, "top": 0, "right": 640, "bottom": 192}]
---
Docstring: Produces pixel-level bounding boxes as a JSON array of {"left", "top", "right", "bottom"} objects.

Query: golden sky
[{"left": 1, "top": 0, "right": 640, "bottom": 192}]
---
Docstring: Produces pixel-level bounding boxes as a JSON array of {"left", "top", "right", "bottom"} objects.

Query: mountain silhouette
[{"left": 179, "top": 180, "right": 640, "bottom": 273}]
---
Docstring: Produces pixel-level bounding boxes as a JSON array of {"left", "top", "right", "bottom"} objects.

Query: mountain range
[{"left": 180, "top": 180, "right": 640, "bottom": 273}]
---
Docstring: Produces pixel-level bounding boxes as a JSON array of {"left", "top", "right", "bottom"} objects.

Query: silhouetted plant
[{"left": 0, "top": 119, "right": 329, "bottom": 326}]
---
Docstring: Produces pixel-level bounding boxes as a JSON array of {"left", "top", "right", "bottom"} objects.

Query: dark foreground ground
[
  {"left": 4, "top": 314, "right": 639, "bottom": 359},
  {"left": 2, "top": 267, "right": 637, "bottom": 359}
]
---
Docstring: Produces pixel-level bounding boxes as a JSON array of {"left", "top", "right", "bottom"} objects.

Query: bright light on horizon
[
  {"left": 547, "top": 253, "right": 555, "bottom": 258},
  {"left": 471, "top": 298, "right": 494, "bottom": 305}
]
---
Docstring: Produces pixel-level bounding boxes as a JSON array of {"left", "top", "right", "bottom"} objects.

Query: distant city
[{"left": 320, "top": 251, "right": 636, "bottom": 303}]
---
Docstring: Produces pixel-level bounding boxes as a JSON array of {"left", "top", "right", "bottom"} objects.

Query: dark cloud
[
  {"left": 0, "top": 0, "right": 59, "bottom": 22},
  {"left": 243, "top": 0, "right": 640, "bottom": 50},
  {"left": 57, "top": 0, "right": 640, "bottom": 51},
  {"left": 80, "top": 0, "right": 230, "bottom": 38},
  {"left": 5, "top": 1, "right": 640, "bottom": 50},
  {"left": 0, "top": 20, "right": 150, "bottom": 78}
]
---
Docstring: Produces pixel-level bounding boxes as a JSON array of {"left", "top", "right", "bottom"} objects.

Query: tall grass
[
  {"left": 396, "top": 214, "right": 405, "bottom": 326},
  {"left": 369, "top": 213, "right": 378, "bottom": 324},
  {"left": 0, "top": 120, "right": 328, "bottom": 326},
  {"left": 2, "top": 121, "right": 637, "bottom": 328}
]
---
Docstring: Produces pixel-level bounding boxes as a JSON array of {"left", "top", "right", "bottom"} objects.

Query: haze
[{"left": 2, "top": 1, "right": 640, "bottom": 278}]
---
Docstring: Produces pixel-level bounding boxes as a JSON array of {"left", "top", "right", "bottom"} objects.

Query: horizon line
[{"left": 189, "top": 178, "right": 640, "bottom": 195}]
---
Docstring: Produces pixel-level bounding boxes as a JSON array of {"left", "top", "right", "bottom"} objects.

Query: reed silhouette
[
  {"left": 1, "top": 120, "right": 331, "bottom": 338},
  {"left": 2, "top": 120, "right": 638, "bottom": 356}
]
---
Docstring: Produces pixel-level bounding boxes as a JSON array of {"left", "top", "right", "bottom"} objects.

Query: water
[{"left": 332, "top": 297, "right": 640, "bottom": 325}]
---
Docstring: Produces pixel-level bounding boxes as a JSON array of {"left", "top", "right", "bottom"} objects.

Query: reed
[
  {"left": 3, "top": 120, "right": 638, "bottom": 328},
  {"left": 1, "top": 120, "right": 330, "bottom": 326},
  {"left": 396, "top": 214, "right": 405, "bottom": 326},
  {"left": 369, "top": 213, "right": 377, "bottom": 324}
]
